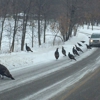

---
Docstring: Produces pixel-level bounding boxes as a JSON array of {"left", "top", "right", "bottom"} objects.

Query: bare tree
[
  {"left": 20, "top": 0, "right": 32, "bottom": 51},
  {"left": 41, "top": 0, "right": 52, "bottom": 43},
  {"left": 34, "top": 0, "right": 43, "bottom": 46},
  {"left": 10, "top": 0, "right": 20, "bottom": 52},
  {"left": 58, "top": 14, "right": 70, "bottom": 41},
  {"left": 0, "top": 0, "right": 10, "bottom": 50}
]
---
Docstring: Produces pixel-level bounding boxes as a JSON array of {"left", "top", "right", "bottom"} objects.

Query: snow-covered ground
[{"left": 0, "top": 25, "right": 100, "bottom": 71}]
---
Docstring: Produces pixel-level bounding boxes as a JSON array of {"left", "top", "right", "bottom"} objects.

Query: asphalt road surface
[
  {"left": 0, "top": 48, "right": 100, "bottom": 100},
  {"left": 50, "top": 65, "right": 100, "bottom": 100}
]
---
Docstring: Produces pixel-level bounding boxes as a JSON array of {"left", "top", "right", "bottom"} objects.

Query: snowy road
[{"left": 0, "top": 48, "right": 100, "bottom": 100}]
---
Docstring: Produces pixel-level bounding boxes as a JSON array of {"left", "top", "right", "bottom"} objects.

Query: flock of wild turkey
[
  {"left": 54, "top": 41, "right": 92, "bottom": 61},
  {"left": 0, "top": 41, "right": 91, "bottom": 80}
]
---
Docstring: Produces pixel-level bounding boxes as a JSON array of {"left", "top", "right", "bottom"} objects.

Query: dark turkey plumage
[
  {"left": 75, "top": 45, "right": 83, "bottom": 53},
  {"left": 86, "top": 44, "right": 91, "bottom": 49},
  {"left": 72, "top": 47, "right": 79, "bottom": 56},
  {"left": 81, "top": 41, "right": 85, "bottom": 43},
  {"left": 77, "top": 42, "right": 82, "bottom": 46},
  {"left": 0, "top": 64, "right": 15, "bottom": 80},
  {"left": 54, "top": 48, "right": 59, "bottom": 60},
  {"left": 26, "top": 43, "right": 33, "bottom": 52},
  {"left": 68, "top": 52, "right": 76, "bottom": 61},
  {"left": 62, "top": 46, "right": 66, "bottom": 56}
]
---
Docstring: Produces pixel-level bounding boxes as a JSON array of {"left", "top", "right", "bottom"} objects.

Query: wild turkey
[
  {"left": 68, "top": 52, "right": 76, "bottom": 61},
  {"left": 86, "top": 44, "right": 91, "bottom": 49},
  {"left": 81, "top": 41, "right": 85, "bottom": 43},
  {"left": 72, "top": 47, "right": 79, "bottom": 56},
  {"left": 62, "top": 46, "right": 66, "bottom": 56},
  {"left": 0, "top": 64, "right": 15, "bottom": 80},
  {"left": 54, "top": 48, "right": 59, "bottom": 60},
  {"left": 75, "top": 45, "right": 83, "bottom": 53},
  {"left": 26, "top": 43, "right": 33, "bottom": 52},
  {"left": 77, "top": 42, "right": 82, "bottom": 46}
]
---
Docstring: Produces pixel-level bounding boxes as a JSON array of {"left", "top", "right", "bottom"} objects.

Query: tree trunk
[
  {"left": 21, "top": 0, "right": 32, "bottom": 50},
  {"left": 0, "top": 17, "right": 5, "bottom": 50},
  {"left": 32, "top": 26, "right": 34, "bottom": 47},
  {"left": 10, "top": 14, "right": 18, "bottom": 52},
  {"left": 43, "top": 18, "right": 46, "bottom": 43},
  {"left": 38, "top": 10, "right": 41, "bottom": 46},
  {"left": 66, "top": 5, "right": 75, "bottom": 41},
  {"left": 10, "top": 33, "right": 16, "bottom": 52},
  {"left": 21, "top": 16, "right": 27, "bottom": 51}
]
